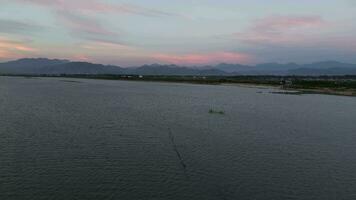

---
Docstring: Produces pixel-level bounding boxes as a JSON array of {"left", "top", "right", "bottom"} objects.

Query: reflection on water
[{"left": 1, "top": 76, "right": 356, "bottom": 200}]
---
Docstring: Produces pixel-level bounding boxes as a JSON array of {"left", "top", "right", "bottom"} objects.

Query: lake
[{"left": 1, "top": 76, "right": 356, "bottom": 200}]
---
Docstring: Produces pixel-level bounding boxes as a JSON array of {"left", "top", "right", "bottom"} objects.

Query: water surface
[{"left": 1, "top": 76, "right": 356, "bottom": 200}]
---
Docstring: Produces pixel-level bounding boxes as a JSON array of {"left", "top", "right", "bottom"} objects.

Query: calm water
[{"left": 1, "top": 76, "right": 356, "bottom": 200}]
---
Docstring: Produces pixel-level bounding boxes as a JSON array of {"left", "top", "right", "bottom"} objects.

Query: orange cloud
[
  {"left": 71, "top": 54, "right": 91, "bottom": 62},
  {"left": 153, "top": 52, "right": 251, "bottom": 65},
  {"left": 0, "top": 37, "right": 37, "bottom": 59},
  {"left": 0, "top": 49, "right": 11, "bottom": 59}
]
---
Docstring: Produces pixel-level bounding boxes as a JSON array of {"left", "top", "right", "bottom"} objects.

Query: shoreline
[{"left": 1, "top": 74, "right": 355, "bottom": 97}]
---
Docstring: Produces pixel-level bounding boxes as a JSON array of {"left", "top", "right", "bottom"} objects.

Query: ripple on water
[{"left": 1, "top": 77, "right": 356, "bottom": 200}]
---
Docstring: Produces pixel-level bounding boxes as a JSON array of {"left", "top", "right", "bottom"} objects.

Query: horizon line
[{"left": 1, "top": 57, "right": 356, "bottom": 68}]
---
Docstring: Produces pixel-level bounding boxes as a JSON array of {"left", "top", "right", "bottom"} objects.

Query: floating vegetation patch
[
  {"left": 270, "top": 91, "right": 303, "bottom": 95},
  {"left": 59, "top": 80, "right": 82, "bottom": 83},
  {"left": 209, "top": 109, "right": 225, "bottom": 115}
]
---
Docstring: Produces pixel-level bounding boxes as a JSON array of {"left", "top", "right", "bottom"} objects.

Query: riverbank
[{"left": 1, "top": 74, "right": 356, "bottom": 96}]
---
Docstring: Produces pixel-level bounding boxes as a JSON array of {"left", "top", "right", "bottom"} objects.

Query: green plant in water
[{"left": 209, "top": 109, "right": 225, "bottom": 115}]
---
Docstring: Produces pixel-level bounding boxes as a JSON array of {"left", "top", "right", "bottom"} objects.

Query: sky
[{"left": 0, "top": 0, "right": 355, "bottom": 66}]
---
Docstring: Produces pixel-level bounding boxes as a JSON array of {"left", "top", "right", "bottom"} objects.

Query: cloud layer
[
  {"left": 0, "top": 37, "right": 36, "bottom": 59},
  {"left": 0, "top": 19, "right": 43, "bottom": 35},
  {"left": 12, "top": 0, "right": 179, "bottom": 17},
  {"left": 1, "top": 1, "right": 356, "bottom": 65},
  {"left": 153, "top": 52, "right": 251, "bottom": 65},
  {"left": 235, "top": 15, "right": 326, "bottom": 45},
  {"left": 55, "top": 10, "right": 122, "bottom": 44}
]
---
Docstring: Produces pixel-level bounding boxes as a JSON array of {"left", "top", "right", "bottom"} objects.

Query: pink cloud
[
  {"left": 0, "top": 37, "right": 37, "bottom": 59},
  {"left": 10, "top": 0, "right": 181, "bottom": 45},
  {"left": 253, "top": 15, "right": 324, "bottom": 30},
  {"left": 13, "top": 0, "right": 177, "bottom": 17},
  {"left": 152, "top": 52, "right": 252, "bottom": 65},
  {"left": 235, "top": 15, "right": 326, "bottom": 45},
  {"left": 72, "top": 54, "right": 91, "bottom": 62},
  {"left": 56, "top": 11, "right": 116, "bottom": 37},
  {"left": 81, "top": 41, "right": 133, "bottom": 49},
  {"left": 14, "top": 1, "right": 126, "bottom": 44},
  {"left": 53, "top": 10, "right": 126, "bottom": 45}
]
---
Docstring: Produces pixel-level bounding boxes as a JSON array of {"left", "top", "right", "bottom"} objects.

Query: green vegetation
[
  {"left": 209, "top": 109, "right": 225, "bottom": 115},
  {"left": 291, "top": 79, "right": 356, "bottom": 90},
  {"left": 282, "top": 78, "right": 356, "bottom": 96}
]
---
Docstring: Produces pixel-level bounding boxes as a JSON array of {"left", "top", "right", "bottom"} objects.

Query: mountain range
[{"left": 1, "top": 58, "right": 356, "bottom": 76}]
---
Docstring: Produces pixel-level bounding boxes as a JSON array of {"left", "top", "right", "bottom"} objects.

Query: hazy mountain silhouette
[
  {"left": 1, "top": 58, "right": 356, "bottom": 76},
  {"left": 0, "top": 58, "right": 69, "bottom": 74},
  {"left": 130, "top": 64, "right": 228, "bottom": 76},
  {"left": 302, "top": 61, "right": 356, "bottom": 69},
  {"left": 211, "top": 63, "right": 252, "bottom": 73},
  {"left": 39, "top": 62, "right": 124, "bottom": 74},
  {"left": 289, "top": 67, "right": 356, "bottom": 75},
  {"left": 212, "top": 61, "right": 356, "bottom": 75},
  {"left": 288, "top": 61, "right": 356, "bottom": 75},
  {"left": 0, "top": 58, "right": 123, "bottom": 75},
  {"left": 212, "top": 62, "right": 301, "bottom": 75}
]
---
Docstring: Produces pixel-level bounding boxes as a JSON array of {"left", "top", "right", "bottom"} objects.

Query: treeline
[{"left": 1, "top": 74, "right": 356, "bottom": 89}]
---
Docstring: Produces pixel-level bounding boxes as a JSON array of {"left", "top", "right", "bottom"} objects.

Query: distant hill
[
  {"left": 1, "top": 58, "right": 356, "bottom": 76},
  {"left": 130, "top": 64, "right": 228, "bottom": 76},
  {"left": 0, "top": 59, "right": 227, "bottom": 76},
  {"left": 0, "top": 58, "right": 123, "bottom": 75},
  {"left": 39, "top": 62, "right": 124, "bottom": 74},
  {"left": 0, "top": 58, "right": 69, "bottom": 74},
  {"left": 288, "top": 67, "right": 356, "bottom": 76},
  {"left": 287, "top": 61, "right": 356, "bottom": 75},
  {"left": 213, "top": 61, "right": 356, "bottom": 75},
  {"left": 301, "top": 61, "right": 356, "bottom": 69},
  {"left": 212, "top": 62, "right": 301, "bottom": 75},
  {"left": 212, "top": 63, "right": 251, "bottom": 73}
]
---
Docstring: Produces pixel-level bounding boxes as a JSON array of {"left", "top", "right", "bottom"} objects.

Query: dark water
[{"left": 1, "top": 76, "right": 356, "bottom": 200}]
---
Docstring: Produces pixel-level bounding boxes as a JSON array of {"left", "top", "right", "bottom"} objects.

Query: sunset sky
[{"left": 0, "top": 0, "right": 355, "bottom": 66}]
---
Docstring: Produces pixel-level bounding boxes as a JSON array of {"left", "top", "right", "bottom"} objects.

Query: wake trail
[{"left": 168, "top": 128, "right": 187, "bottom": 172}]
